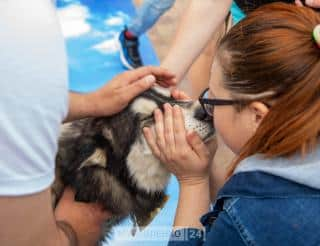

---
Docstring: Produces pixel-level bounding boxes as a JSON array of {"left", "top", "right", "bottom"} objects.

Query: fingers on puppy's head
[{"left": 143, "top": 75, "right": 156, "bottom": 85}]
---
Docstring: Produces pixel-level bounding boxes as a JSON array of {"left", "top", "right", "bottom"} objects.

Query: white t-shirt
[{"left": 0, "top": 0, "right": 69, "bottom": 196}]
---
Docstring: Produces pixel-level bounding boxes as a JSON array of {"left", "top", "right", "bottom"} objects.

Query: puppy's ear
[
  {"left": 102, "top": 127, "right": 113, "bottom": 142},
  {"left": 78, "top": 148, "right": 107, "bottom": 170},
  {"left": 134, "top": 195, "right": 169, "bottom": 231},
  {"left": 130, "top": 98, "right": 159, "bottom": 117}
]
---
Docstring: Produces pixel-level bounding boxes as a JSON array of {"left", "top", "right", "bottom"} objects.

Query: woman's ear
[{"left": 249, "top": 101, "right": 269, "bottom": 129}]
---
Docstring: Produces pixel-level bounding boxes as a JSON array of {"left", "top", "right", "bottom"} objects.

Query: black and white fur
[{"left": 52, "top": 87, "right": 214, "bottom": 244}]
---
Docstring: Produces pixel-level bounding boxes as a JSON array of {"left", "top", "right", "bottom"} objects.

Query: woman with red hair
[{"left": 145, "top": 3, "right": 320, "bottom": 245}]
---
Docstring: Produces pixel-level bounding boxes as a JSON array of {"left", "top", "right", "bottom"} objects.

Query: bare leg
[
  {"left": 161, "top": 0, "right": 233, "bottom": 83},
  {"left": 185, "top": 13, "right": 233, "bottom": 99}
]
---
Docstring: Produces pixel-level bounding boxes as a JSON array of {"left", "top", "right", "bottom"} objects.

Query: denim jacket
[{"left": 168, "top": 171, "right": 320, "bottom": 246}]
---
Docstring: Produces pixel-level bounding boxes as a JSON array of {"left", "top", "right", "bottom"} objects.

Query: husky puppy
[{"left": 52, "top": 87, "right": 214, "bottom": 243}]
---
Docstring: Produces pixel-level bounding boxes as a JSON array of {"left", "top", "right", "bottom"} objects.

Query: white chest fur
[{"left": 126, "top": 135, "right": 171, "bottom": 193}]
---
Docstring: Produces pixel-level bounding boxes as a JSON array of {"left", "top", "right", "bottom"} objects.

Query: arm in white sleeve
[{"left": 0, "top": 0, "right": 68, "bottom": 196}]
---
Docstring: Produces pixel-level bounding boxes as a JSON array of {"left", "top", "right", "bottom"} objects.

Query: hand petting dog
[
  {"left": 143, "top": 102, "right": 210, "bottom": 186},
  {"left": 65, "top": 66, "right": 176, "bottom": 122}
]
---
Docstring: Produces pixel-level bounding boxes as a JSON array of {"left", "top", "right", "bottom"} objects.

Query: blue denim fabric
[
  {"left": 128, "top": 0, "right": 175, "bottom": 36},
  {"left": 168, "top": 171, "right": 320, "bottom": 246}
]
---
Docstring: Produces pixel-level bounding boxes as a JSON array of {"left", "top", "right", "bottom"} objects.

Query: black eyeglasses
[{"left": 199, "top": 88, "right": 243, "bottom": 117}]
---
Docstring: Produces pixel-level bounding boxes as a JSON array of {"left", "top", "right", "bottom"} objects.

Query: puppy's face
[
  {"left": 97, "top": 87, "right": 214, "bottom": 193},
  {"left": 58, "top": 87, "right": 214, "bottom": 196}
]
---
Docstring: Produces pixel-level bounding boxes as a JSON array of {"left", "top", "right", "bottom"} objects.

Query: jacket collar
[{"left": 217, "top": 171, "right": 320, "bottom": 200}]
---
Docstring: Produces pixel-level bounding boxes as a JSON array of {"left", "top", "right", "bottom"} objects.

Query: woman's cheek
[
  {"left": 214, "top": 113, "right": 231, "bottom": 147},
  {"left": 214, "top": 112, "right": 240, "bottom": 155}
]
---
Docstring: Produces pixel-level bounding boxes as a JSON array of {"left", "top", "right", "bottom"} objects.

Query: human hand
[
  {"left": 55, "top": 188, "right": 111, "bottom": 246},
  {"left": 143, "top": 103, "right": 210, "bottom": 186},
  {"left": 171, "top": 88, "right": 192, "bottom": 101},
  {"left": 295, "top": 0, "right": 320, "bottom": 8},
  {"left": 86, "top": 66, "right": 176, "bottom": 117}
]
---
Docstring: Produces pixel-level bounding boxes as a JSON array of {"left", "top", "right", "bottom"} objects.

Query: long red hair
[{"left": 217, "top": 3, "right": 320, "bottom": 175}]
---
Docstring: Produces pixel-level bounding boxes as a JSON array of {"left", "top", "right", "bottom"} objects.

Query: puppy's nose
[{"left": 194, "top": 106, "right": 212, "bottom": 122}]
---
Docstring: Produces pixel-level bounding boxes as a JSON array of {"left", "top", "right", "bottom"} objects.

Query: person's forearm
[
  {"left": 64, "top": 92, "right": 95, "bottom": 123},
  {"left": 55, "top": 188, "right": 111, "bottom": 246},
  {"left": 161, "top": 0, "right": 232, "bottom": 82},
  {"left": 56, "top": 220, "right": 102, "bottom": 246},
  {"left": 174, "top": 179, "right": 210, "bottom": 229}
]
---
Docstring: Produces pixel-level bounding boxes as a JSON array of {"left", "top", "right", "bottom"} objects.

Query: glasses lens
[
  {"left": 201, "top": 89, "right": 213, "bottom": 117},
  {"left": 204, "top": 104, "right": 213, "bottom": 116}
]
